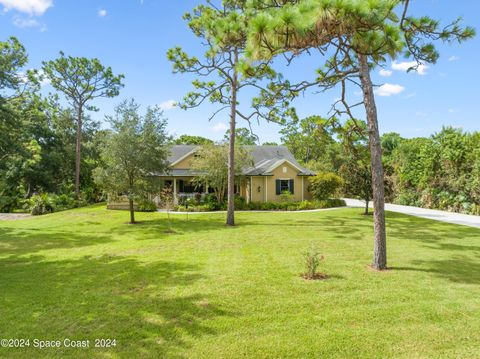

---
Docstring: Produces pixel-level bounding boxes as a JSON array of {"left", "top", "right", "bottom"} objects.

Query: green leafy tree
[
  {"left": 0, "top": 37, "right": 29, "bottom": 99},
  {"left": 337, "top": 120, "right": 372, "bottom": 215},
  {"left": 246, "top": 0, "right": 474, "bottom": 269},
  {"left": 174, "top": 134, "right": 214, "bottom": 145},
  {"left": 280, "top": 115, "right": 341, "bottom": 171},
  {"left": 168, "top": 0, "right": 292, "bottom": 226},
  {"left": 224, "top": 127, "right": 258, "bottom": 145},
  {"left": 190, "top": 143, "right": 252, "bottom": 204},
  {"left": 42, "top": 52, "right": 124, "bottom": 199},
  {"left": 309, "top": 172, "right": 344, "bottom": 200},
  {"left": 94, "top": 100, "right": 170, "bottom": 224}
]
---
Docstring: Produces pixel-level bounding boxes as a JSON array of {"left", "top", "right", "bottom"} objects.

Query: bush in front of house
[
  {"left": 243, "top": 198, "right": 345, "bottom": 211},
  {"left": 173, "top": 193, "right": 345, "bottom": 212},
  {"left": 137, "top": 199, "right": 157, "bottom": 212},
  {"left": 309, "top": 172, "right": 344, "bottom": 200}
]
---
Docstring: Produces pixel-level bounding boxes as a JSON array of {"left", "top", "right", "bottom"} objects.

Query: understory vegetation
[
  {"left": 281, "top": 116, "right": 480, "bottom": 215},
  {"left": 174, "top": 196, "right": 345, "bottom": 212}
]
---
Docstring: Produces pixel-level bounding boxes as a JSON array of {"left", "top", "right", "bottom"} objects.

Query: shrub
[
  {"left": 279, "top": 190, "right": 294, "bottom": 202},
  {"left": 309, "top": 172, "right": 344, "bottom": 200},
  {"left": 303, "top": 246, "right": 324, "bottom": 280},
  {"left": 51, "top": 193, "right": 76, "bottom": 211},
  {"left": 234, "top": 195, "right": 247, "bottom": 209},
  {"left": 29, "top": 194, "right": 55, "bottom": 216},
  {"left": 137, "top": 198, "right": 157, "bottom": 212}
]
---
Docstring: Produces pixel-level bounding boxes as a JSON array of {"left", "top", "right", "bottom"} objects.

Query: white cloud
[
  {"left": 448, "top": 108, "right": 455, "bottom": 113},
  {"left": 448, "top": 56, "right": 460, "bottom": 62},
  {"left": 36, "top": 69, "right": 50, "bottom": 86},
  {"left": 392, "top": 60, "right": 428, "bottom": 75},
  {"left": 0, "top": 0, "right": 53, "bottom": 16},
  {"left": 374, "top": 83, "right": 405, "bottom": 97},
  {"left": 12, "top": 15, "right": 40, "bottom": 28},
  {"left": 379, "top": 69, "right": 392, "bottom": 77},
  {"left": 98, "top": 8, "right": 107, "bottom": 17},
  {"left": 211, "top": 122, "right": 228, "bottom": 133},
  {"left": 12, "top": 16, "right": 47, "bottom": 31},
  {"left": 159, "top": 100, "right": 176, "bottom": 111}
]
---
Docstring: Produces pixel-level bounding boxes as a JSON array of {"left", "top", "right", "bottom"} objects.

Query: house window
[
  {"left": 276, "top": 179, "right": 294, "bottom": 195},
  {"left": 179, "top": 180, "right": 203, "bottom": 193}
]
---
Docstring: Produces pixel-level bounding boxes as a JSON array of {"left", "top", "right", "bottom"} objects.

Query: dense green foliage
[
  {"left": 1, "top": 205, "right": 480, "bottom": 358},
  {"left": 224, "top": 127, "right": 259, "bottom": 145},
  {"left": 93, "top": 100, "right": 171, "bottom": 223},
  {"left": 190, "top": 144, "right": 252, "bottom": 204},
  {"left": 174, "top": 134, "right": 213, "bottom": 145},
  {"left": 281, "top": 118, "right": 480, "bottom": 214},
  {"left": 309, "top": 172, "right": 344, "bottom": 200},
  {"left": 386, "top": 127, "right": 480, "bottom": 214},
  {"left": 174, "top": 198, "right": 346, "bottom": 212},
  {"left": 0, "top": 37, "right": 122, "bottom": 213}
]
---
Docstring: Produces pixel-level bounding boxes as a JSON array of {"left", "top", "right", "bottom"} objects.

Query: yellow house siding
[
  {"left": 303, "top": 177, "right": 313, "bottom": 201},
  {"left": 266, "top": 162, "right": 304, "bottom": 202},
  {"left": 250, "top": 176, "right": 265, "bottom": 202},
  {"left": 172, "top": 153, "right": 195, "bottom": 169}
]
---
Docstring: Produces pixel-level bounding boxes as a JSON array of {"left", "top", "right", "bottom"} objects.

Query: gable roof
[
  {"left": 157, "top": 145, "right": 315, "bottom": 176},
  {"left": 243, "top": 146, "right": 314, "bottom": 176}
]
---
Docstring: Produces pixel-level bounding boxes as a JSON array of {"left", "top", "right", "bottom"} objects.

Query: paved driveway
[
  {"left": 344, "top": 198, "right": 480, "bottom": 229},
  {"left": 0, "top": 213, "right": 31, "bottom": 221}
]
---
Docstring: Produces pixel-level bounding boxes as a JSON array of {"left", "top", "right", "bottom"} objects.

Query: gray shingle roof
[{"left": 155, "top": 145, "right": 315, "bottom": 177}]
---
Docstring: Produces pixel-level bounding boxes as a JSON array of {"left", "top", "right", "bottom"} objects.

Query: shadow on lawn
[
  {"left": 393, "top": 256, "right": 480, "bottom": 285},
  {"left": 0, "top": 253, "right": 231, "bottom": 358},
  {"left": 380, "top": 212, "right": 480, "bottom": 285},
  {"left": 0, "top": 227, "right": 115, "bottom": 257}
]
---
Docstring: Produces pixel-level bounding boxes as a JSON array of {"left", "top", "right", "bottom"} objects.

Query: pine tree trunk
[
  {"left": 358, "top": 54, "right": 387, "bottom": 270},
  {"left": 75, "top": 105, "right": 83, "bottom": 200},
  {"left": 226, "top": 48, "right": 238, "bottom": 227},
  {"left": 365, "top": 198, "right": 369, "bottom": 215},
  {"left": 129, "top": 197, "right": 135, "bottom": 224}
]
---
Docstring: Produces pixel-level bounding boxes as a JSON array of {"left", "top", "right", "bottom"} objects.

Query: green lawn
[{"left": 1, "top": 205, "right": 479, "bottom": 358}]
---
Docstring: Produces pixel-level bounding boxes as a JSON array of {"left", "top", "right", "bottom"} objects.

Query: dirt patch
[
  {"left": 367, "top": 264, "right": 391, "bottom": 272},
  {"left": 0, "top": 213, "right": 32, "bottom": 221},
  {"left": 301, "top": 273, "right": 328, "bottom": 280}
]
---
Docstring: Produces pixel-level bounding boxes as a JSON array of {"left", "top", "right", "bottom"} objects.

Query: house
[{"left": 153, "top": 145, "right": 316, "bottom": 204}]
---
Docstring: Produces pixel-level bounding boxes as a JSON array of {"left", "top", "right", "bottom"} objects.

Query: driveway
[
  {"left": 343, "top": 198, "right": 480, "bottom": 229},
  {"left": 0, "top": 213, "right": 31, "bottom": 221}
]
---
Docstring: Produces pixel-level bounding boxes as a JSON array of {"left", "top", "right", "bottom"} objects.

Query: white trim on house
[
  {"left": 264, "top": 176, "right": 267, "bottom": 202},
  {"left": 170, "top": 149, "right": 197, "bottom": 167},
  {"left": 249, "top": 177, "right": 252, "bottom": 204},
  {"left": 264, "top": 159, "right": 304, "bottom": 174},
  {"left": 302, "top": 177, "right": 304, "bottom": 201}
]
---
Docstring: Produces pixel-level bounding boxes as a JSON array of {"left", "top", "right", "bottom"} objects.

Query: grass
[{"left": 1, "top": 204, "right": 480, "bottom": 358}]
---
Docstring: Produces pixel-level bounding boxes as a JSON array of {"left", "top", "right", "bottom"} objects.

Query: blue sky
[{"left": 1, "top": 0, "right": 479, "bottom": 143}]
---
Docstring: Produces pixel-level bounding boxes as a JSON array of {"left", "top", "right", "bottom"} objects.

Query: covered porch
[{"left": 156, "top": 177, "right": 211, "bottom": 205}]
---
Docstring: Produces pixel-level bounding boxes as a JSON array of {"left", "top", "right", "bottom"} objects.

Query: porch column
[
  {"left": 247, "top": 177, "right": 252, "bottom": 204},
  {"left": 173, "top": 178, "right": 178, "bottom": 205},
  {"left": 264, "top": 176, "right": 267, "bottom": 202},
  {"left": 302, "top": 176, "right": 304, "bottom": 201}
]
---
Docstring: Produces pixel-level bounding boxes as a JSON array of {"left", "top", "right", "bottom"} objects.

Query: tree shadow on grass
[
  {"left": 0, "top": 227, "right": 115, "bottom": 257},
  {"left": 392, "top": 256, "right": 480, "bottom": 285},
  {"left": 0, "top": 254, "right": 231, "bottom": 358}
]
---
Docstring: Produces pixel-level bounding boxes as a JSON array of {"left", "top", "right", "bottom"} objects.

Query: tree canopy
[{"left": 94, "top": 100, "right": 171, "bottom": 224}]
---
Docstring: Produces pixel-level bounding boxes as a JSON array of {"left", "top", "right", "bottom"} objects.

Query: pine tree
[{"left": 246, "top": 0, "right": 474, "bottom": 269}]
